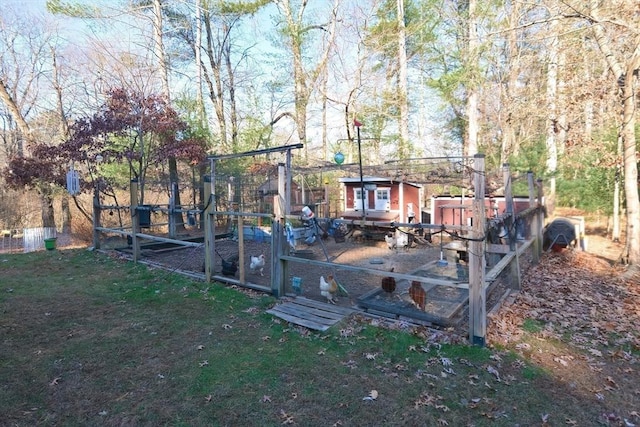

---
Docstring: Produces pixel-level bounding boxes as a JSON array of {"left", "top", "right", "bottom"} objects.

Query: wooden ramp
[{"left": 266, "top": 297, "right": 355, "bottom": 331}]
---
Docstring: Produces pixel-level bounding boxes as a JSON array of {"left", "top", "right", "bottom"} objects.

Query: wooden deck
[{"left": 266, "top": 297, "right": 355, "bottom": 331}]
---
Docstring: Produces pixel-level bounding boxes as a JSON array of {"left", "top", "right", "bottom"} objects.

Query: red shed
[
  {"left": 430, "top": 194, "right": 533, "bottom": 226},
  {"left": 339, "top": 177, "right": 423, "bottom": 223}
]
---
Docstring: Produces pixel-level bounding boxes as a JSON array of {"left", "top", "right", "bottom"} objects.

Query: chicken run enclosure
[{"left": 92, "top": 145, "right": 549, "bottom": 345}]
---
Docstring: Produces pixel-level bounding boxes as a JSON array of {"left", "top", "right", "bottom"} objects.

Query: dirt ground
[
  {"left": 135, "top": 209, "right": 627, "bottom": 311},
  {"left": 141, "top": 233, "right": 443, "bottom": 306}
]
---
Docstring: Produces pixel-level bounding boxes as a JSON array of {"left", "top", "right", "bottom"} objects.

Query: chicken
[
  {"left": 396, "top": 230, "right": 409, "bottom": 250},
  {"left": 409, "top": 280, "right": 426, "bottom": 310},
  {"left": 385, "top": 230, "right": 410, "bottom": 251},
  {"left": 319, "top": 275, "right": 338, "bottom": 304},
  {"left": 212, "top": 250, "right": 239, "bottom": 276},
  {"left": 384, "top": 232, "right": 397, "bottom": 250},
  {"left": 381, "top": 267, "right": 396, "bottom": 293},
  {"left": 249, "top": 254, "right": 266, "bottom": 276}
]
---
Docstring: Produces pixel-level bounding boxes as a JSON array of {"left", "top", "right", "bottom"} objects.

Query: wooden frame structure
[{"left": 92, "top": 149, "right": 545, "bottom": 346}]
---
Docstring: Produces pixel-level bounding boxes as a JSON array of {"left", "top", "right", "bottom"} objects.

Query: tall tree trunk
[
  {"left": 590, "top": 1, "right": 640, "bottom": 265},
  {"left": 152, "top": 0, "right": 184, "bottom": 230},
  {"left": 0, "top": 78, "right": 32, "bottom": 156},
  {"left": 545, "top": 19, "right": 559, "bottom": 217},
  {"left": 620, "top": 60, "right": 640, "bottom": 265},
  {"left": 275, "top": 0, "right": 339, "bottom": 160},
  {"left": 396, "top": 0, "right": 410, "bottom": 159},
  {"left": 500, "top": 0, "right": 520, "bottom": 164},
  {"left": 464, "top": 0, "right": 479, "bottom": 156},
  {"left": 51, "top": 47, "right": 72, "bottom": 234},
  {"left": 195, "top": 0, "right": 205, "bottom": 124},
  {"left": 224, "top": 24, "right": 239, "bottom": 151},
  {"left": 41, "top": 192, "right": 56, "bottom": 229},
  {"left": 202, "top": 9, "right": 228, "bottom": 148}
]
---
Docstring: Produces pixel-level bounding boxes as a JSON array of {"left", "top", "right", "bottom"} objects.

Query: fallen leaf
[
  {"left": 362, "top": 390, "right": 378, "bottom": 401},
  {"left": 487, "top": 365, "right": 500, "bottom": 380},
  {"left": 280, "top": 409, "right": 294, "bottom": 424}
]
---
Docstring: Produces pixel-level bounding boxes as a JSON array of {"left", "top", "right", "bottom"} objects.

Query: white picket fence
[{"left": 24, "top": 227, "right": 57, "bottom": 252}]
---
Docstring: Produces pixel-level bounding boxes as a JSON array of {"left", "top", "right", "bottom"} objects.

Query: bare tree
[{"left": 273, "top": 0, "right": 340, "bottom": 159}]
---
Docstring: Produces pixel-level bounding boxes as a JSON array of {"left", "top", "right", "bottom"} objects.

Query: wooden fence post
[
  {"left": 169, "top": 181, "right": 177, "bottom": 238},
  {"left": 536, "top": 179, "right": 544, "bottom": 260},
  {"left": 469, "top": 154, "right": 486, "bottom": 346},
  {"left": 272, "top": 218, "right": 285, "bottom": 297},
  {"left": 503, "top": 163, "right": 521, "bottom": 290},
  {"left": 203, "top": 175, "right": 215, "bottom": 282},
  {"left": 238, "top": 214, "right": 245, "bottom": 283},
  {"left": 528, "top": 172, "right": 540, "bottom": 264},
  {"left": 274, "top": 163, "right": 288, "bottom": 297},
  {"left": 92, "top": 186, "right": 101, "bottom": 250},
  {"left": 130, "top": 179, "right": 140, "bottom": 262}
]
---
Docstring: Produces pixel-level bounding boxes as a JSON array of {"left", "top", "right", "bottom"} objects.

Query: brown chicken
[
  {"left": 381, "top": 267, "right": 396, "bottom": 293},
  {"left": 409, "top": 280, "right": 426, "bottom": 310}
]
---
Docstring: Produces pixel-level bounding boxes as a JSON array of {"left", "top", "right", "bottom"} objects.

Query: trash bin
[
  {"left": 44, "top": 237, "right": 57, "bottom": 251},
  {"left": 137, "top": 205, "right": 152, "bottom": 228}
]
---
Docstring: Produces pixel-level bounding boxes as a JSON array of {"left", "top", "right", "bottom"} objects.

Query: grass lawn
[{"left": 1, "top": 249, "right": 638, "bottom": 426}]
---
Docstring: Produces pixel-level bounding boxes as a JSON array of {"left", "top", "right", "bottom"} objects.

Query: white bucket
[{"left": 301, "top": 206, "right": 314, "bottom": 219}]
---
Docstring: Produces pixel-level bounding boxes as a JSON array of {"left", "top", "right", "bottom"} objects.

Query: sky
[{"left": 1, "top": 0, "right": 446, "bottom": 161}]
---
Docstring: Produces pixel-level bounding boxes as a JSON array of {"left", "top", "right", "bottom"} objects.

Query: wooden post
[
  {"left": 203, "top": 175, "right": 215, "bottom": 282},
  {"left": 130, "top": 179, "right": 141, "bottom": 262},
  {"left": 272, "top": 218, "right": 285, "bottom": 297},
  {"left": 503, "top": 163, "right": 521, "bottom": 290},
  {"left": 238, "top": 214, "right": 245, "bottom": 283},
  {"left": 528, "top": 172, "right": 540, "bottom": 264},
  {"left": 285, "top": 151, "right": 292, "bottom": 217},
  {"left": 92, "top": 186, "right": 101, "bottom": 250},
  {"left": 503, "top": 164, "right": 515, "bottom": 251},
  {"left": 469, "top": 154, "right": 486, "bottom": 346},
  {"left": 536, "top": 179, "right": 544, "bottom": 260},
  {"left": 276, "top": 163, "right": 286, "bottom": 221},
  {"left": 169, "top": 181, "right": 177, "bottom": 238}
]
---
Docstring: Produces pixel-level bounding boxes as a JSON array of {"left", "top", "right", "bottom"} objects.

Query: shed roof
[{"left": 338, "top": 176, "right": 422, "bottom": 188}]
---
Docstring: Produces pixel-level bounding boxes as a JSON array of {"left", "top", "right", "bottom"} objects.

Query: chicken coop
[{"left": 94, "top": 148, "right": 546, "bottom": 346}]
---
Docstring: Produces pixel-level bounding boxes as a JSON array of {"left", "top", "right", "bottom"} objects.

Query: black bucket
[{"left": 137, "top": 205, "right": 151, "bottom": 228}]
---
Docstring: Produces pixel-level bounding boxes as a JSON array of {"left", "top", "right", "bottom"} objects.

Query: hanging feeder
[{"left": 334, "top": 152, "right": 345, "bottom": 165}]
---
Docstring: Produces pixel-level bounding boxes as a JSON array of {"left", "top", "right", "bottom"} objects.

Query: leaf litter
[{"left": 488, "top": 248, "right": 640, "bottom": 423}]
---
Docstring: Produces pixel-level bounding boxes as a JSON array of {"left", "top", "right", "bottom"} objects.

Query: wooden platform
[{"left": 266, "top": 297, "right": 355, "bottom": 331}]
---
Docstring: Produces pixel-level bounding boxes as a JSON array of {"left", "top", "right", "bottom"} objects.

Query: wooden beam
[
  {"left": 207, "top": 143, "right": 303, "bottom": 161},
  {"left": 469, "top": 154, "right": 486, "bottom": 347}
]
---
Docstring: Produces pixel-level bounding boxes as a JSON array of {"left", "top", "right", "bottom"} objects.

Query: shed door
[
  {"left": 353, "top": 188, "right": 368, "bottom": 211},
  {"left": 375, "top": 188, "right": 390, "bottom": 211}
]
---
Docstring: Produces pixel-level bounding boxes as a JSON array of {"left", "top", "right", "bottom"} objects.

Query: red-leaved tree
[{"left": 4, "top": 88, "right": 207, "bottom": 222}]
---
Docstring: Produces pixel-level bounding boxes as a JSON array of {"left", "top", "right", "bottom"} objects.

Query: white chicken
[
  {"left": 319, "top": 275, "right": 338, "bottom": 304},
  {"left": 249, "top": 254, "right": 266, "bottom": 276},
  {"left": 396, "top": 230, "right": 409, "bottom": 250},
  {"left": 385, "top": 230, "right": 409, "bottom": 251},
  {"left": 384, "top": 232, "right": 397, "bottom": 250}
]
